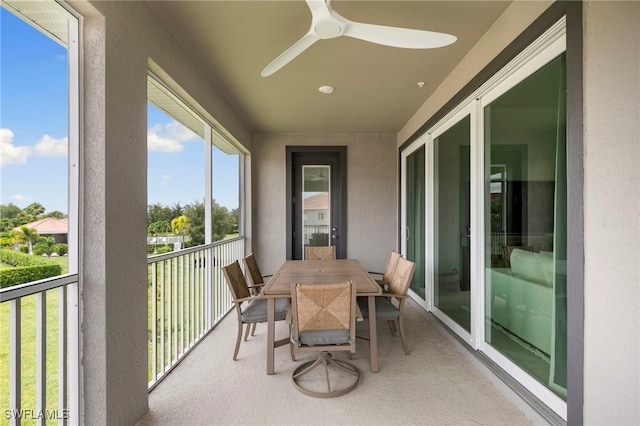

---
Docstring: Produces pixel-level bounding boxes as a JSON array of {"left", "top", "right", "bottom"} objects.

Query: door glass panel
[
  {"left": 302, "top": 165, "right": 330, "bottom": 258},
  {"left": 484, "top": 53, "right": 567, "bottom": 399},
  {"left": 406, "top": 146, "right": 426, "bottom": 299},
  {"left": 434, "top": 116, "right": 471, "bottom": 332}
]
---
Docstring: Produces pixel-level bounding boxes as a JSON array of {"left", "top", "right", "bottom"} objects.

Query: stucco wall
[
  {"left": 582, "top": 2, "right": 640, "bottom": 424},
  {"left": 396, "top": 0, "right": 640, "bottom": 423},
  {"left": 251, "top": 134, "right": 397, "bottom": 276},
  {"left": 70, "top": 1, "right": 254, "bottom": 424}
]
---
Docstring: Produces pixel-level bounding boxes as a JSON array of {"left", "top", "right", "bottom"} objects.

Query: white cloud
[
  {"left": 147, "top": 120, "right": 200, "bottom": 153},
  {"left": 1, "top": 129, "right": 69, "bottom": 167},
  {"left": 148, "top": 131, "right": 184, "bottom": 153},
  {"left": 162, "top": 174, "right": 173, "bottom": 185},
  {"left": 1, "top": 128, "right": 32, "bottom": 167},
  {"left": 33, "top": 134, "right": 68, "bottom": 157},
  {"left": 166, "top": 121, "right": 200, "bottom": 142},
  {"left": 11, "top": 194, "right": 32, "bottom": 203}
]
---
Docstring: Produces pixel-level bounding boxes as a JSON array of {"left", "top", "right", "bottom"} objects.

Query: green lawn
[
  {"left": 0, "top": 291, "right": 61, "bottom": 426},
  {"left": 0, "top": 256, "right": 68, "bottom": 426}
]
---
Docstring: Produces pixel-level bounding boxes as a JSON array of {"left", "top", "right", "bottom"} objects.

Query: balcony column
[{"left": 80, "top": 8, "right": 149, "bottom": 425}]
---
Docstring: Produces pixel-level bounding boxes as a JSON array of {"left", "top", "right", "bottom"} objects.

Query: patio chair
[
  {"left": 368, "top": 250, "right": 402, "bottom": 290},
  {"left": 222, "top": 260, "right": 289, "bottom": 360},
  {"left": 357, "top": 257, "right": 416, "bottom": 355},
  {"left": 243, "top": 253, "right": 272, "bottom": 289},
  {"left": 305, "top": 246, "right": 336, "bottom": 260},
  {"left": 290, "top": 281, "right": 359, "bottom": 398},
  {"left": 243, "top": 253, "right": 274, "bottom": 336}
]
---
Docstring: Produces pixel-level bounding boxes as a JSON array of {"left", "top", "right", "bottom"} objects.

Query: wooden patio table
[{"left": 263, "top": 258, "right": 382, "bottom": 375}]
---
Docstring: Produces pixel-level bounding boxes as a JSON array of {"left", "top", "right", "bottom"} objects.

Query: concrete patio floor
[{"left": 138, "top": 299, "right": 549, "bottom": 426}]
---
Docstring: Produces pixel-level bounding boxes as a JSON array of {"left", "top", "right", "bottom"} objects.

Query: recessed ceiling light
[
  {"left": 417, "top": 81, "right": 425, "bottom": 88},
  {"left": 318, "top": 85, "right": 335, "bottom": 94}
]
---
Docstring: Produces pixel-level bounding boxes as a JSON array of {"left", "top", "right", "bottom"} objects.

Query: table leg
[
  {"left": 368, "top": 295, "right": 379, "bottom": 373},
  {"left": 267, "top": 297, "right": 275, "bottom": 375}
]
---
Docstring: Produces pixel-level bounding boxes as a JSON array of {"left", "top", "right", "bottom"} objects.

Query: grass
[
  {"left": 0, "top": 256, "right": 68, "bottom": 426},
  {"left": 2, "top": 246, "right": 231, "bottom": 422}
]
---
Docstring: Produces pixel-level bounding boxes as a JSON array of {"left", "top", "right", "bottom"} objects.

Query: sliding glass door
[
  {"left": 402, "top": 144, "right": 426, "bottom": 305},
  {"left": 433, "top": 114, "right": 472, "bottom": 333},
  {"left": 401, "top": 19, "right": 568, "bottom": 418},
  {"left": 483, "top": 52, "right": 567, "bottom": 401}
]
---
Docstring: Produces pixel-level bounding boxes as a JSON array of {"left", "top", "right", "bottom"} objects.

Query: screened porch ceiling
[{"left": 143, "top": 1, "right": 513, "bottom": 134}]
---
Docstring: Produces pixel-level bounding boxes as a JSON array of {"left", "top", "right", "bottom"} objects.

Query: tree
[
  {"left": 0, "top": 218, "right": 21, "bottom": 233},
  {"left": 0, "top": 203, "right": 25, "bottom": 233},
  {"left": 0, "top": 203, "right": 22, "bottom": 220},
  {"left": 183, "top": 201, "right": 205, "bottom": 247},
  {"left": 34, "top": 236, "right": 56, "bottom": 257},
  {"left": 47, "top": 211, "right": 66, "bottom": 219},
  {"left": 0, "top": 231, "right": 13, "bottom": 247},
  {"left": 212, "top": 204, "right": 235, "bottom": 241},
  {"left": 147, "top": 203, "right": 174, "bottom": 226},
  {"left": 148, "top": 220, "right": 170, "bottom": 237},
  {"left": 171, "top": 215, "right": 189, "bottom": 248},
  {"left": 12, "top": 226, "right": 40, "bottom": 255},
  {"left": 20, "top": 202, "right": 45, "bottom": 222}
]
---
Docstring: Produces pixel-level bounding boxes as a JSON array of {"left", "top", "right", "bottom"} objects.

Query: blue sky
[{"left": 1, "top": 7, "right": 239, "bottom": 215}]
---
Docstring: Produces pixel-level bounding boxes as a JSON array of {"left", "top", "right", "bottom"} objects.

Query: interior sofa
[{"left": 488, "top": 248, "right": 555, "bottom": 355}]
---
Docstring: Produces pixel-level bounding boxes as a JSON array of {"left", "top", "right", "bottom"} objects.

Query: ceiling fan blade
[
  {"left": 305, "top": 0, "right": 331, "bottom": 17},
  {"left": 344, "top": 21, "right": 457, "bottom": 49},
  {"left": 261, "top": 32, "right": 319, "bottom": 77}
]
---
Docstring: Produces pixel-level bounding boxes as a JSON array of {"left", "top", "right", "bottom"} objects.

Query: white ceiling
[{"left": 144, "top": 1, "right": 512, "bottom": 134}]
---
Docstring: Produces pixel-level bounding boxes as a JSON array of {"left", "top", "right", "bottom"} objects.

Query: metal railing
[
  {"left": 147, "top": 237, "right": 244, "bottom": 389},
  {"left": 0, "top": 275, "right": 80, "bottom": 426}
]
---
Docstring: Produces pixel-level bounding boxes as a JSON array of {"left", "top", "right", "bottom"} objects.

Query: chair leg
[
  {"left": 251, "top": 322, "right": 257, "bottom": 336},
  {"left": 244, "top": 322, "right": 251, "bottom": 341},
  {"left": 387, "top": 319, "right": 397, "bottom": 336},
  {"left": 397, "top": 317, "right": 409, "bottom": 355},
  {"left": 233, "top": 320, "right": 243, "bottom": 360}
]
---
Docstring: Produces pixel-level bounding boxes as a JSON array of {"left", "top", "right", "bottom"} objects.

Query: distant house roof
[
  {"left": 303, "top": 192, "right": 328, "bottom": 210},
  {"left": 13, "top": 217, "right": 68, "bottom": 235}
]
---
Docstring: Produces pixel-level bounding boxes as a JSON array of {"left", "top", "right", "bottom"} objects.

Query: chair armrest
[
  {"left": 247, "top": 283, "right": 265, "bottom": 295},
  {"left": 355, "top": 304, "right": 363, "bottom": 322},
  {"left": 247, "top": 283, "right": 265, "bottom": 290},
  {"left": 235, "top": 294, "right": 265, "bottom": 304},
  {"left": 376, "top": 292, "right": 406, "bottom": 301}
]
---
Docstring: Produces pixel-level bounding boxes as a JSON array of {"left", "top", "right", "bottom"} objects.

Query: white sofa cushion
[{"left": 509, "top": 249, "right": 554, "bottom": 286}]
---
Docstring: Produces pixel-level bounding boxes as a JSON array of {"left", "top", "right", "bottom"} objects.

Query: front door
[{"left": 286, "top": 147, "right": 347, "bottom": 260}]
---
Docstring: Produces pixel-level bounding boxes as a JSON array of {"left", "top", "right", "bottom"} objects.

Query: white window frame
[{"left": 403, "top": 17, "right": 568, "bottom": 419}]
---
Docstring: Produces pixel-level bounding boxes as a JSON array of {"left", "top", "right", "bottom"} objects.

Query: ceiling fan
[{"left": 261, "top": 0, "right": 457, "bottom": 77}]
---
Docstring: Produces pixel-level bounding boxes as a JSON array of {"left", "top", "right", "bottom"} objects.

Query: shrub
[
  {"left": 0, "top": 264, "right": 62, "bottom": 288},
  {"left": 0, "top": 249, "right": 63, "bottom": 288},
  {"left": 53, "top": 243, "right": 68, "bottom": 256},
  {"left": 148, "top": 243, "right": 172, "bottom": 254},
  {"left": 156, "top": 245, "right": 173, "bottom": 254}
]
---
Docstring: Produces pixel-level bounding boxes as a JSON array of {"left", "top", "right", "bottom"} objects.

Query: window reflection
[{"left": 485, "top": 53, "right": 567, "bottom": 399}]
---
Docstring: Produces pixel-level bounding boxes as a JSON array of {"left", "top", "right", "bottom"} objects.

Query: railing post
[
  {"left": 36, "top": 292, "right": 47, "bottom": 426},
  {"left": 146, "top": 238, "right": 244, "bottom": 389},
  {"left": 9, "top": 298, "right": 21, "bottom": 426}
]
